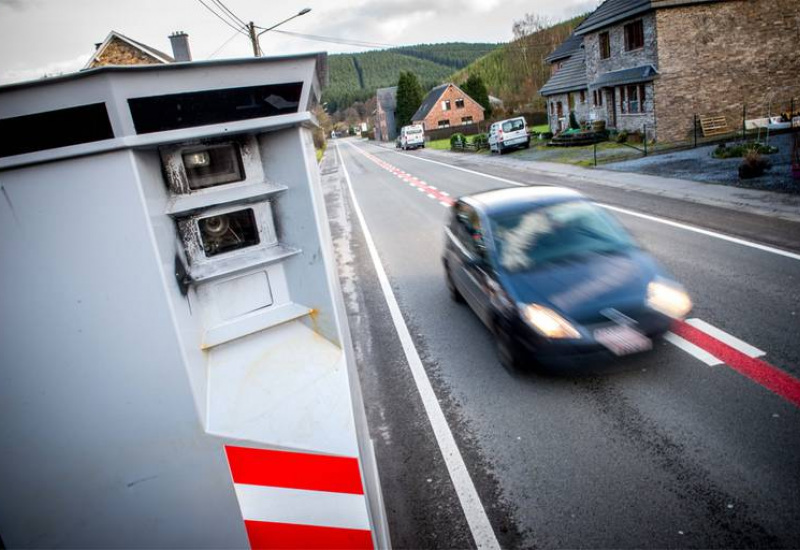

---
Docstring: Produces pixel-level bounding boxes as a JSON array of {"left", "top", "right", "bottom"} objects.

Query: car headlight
[
  {"left": 522, "top": 304, "right": 581, "bottom": 339},
  {"left": 647, "top": 279, "right": 692, "bottom": 319}
]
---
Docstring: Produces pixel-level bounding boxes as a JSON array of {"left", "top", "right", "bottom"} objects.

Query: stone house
[
  {"left": 374, "top": 86, "right": 398, "bottom": 142},
  {"left": 411, "top": 83, "right": 485, "bottom": 131},
  {"left": 539, "top": 37, "right": 590, "bottom": 133},
  {"left": 541, "top": 0, "right": 800, "bottom": 142},
  {"left": 84, "top": 30, "right": 192, "bottom": 69}
]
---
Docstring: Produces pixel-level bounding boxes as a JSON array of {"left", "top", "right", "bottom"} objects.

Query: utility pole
[
  {"left": 248, "top": 22, "right": 259, "bottom": 57},
  {"left": 248, "top": 9, "right": 311, "bottom": 58}
]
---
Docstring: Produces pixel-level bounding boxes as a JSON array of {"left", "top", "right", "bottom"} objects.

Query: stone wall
[
  {"left": 611, "top": 83, "right": 656, "bottom": 136},
  {"left": 89, "top": 37, "right": 164, "bottom": 68},
  {"left": 415, "top": 84, "right": 485, "bottom": 131},
  {"left": 546, "top": 91, "right": 592, "bottom": 133},
  {"left": 582, "top": 12, "right": 658, "bottom": 136},
  {"left": 584, "top": 12, "right": 658, "bottom": 88},
  {"left": 654, "top": 0, "right": 800, "bottom": 142}
]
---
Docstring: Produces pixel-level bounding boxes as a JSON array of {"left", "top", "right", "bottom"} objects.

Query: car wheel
[
  {"left": 524, "top": 139, "right": 531, "bottom": 149},
  {"left": 498, "top": 144, "right": 506, "bottom": 155},
  {"left": 495, "top": 319, "right": 524, "bottom": 370},
  {"left": 444, "top": 264, "right": 464, "bottom": 303}
]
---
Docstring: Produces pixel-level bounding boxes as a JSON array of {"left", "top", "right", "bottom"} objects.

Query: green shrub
[
  {"left": 616, "top": 130, "right": 629, "bottom": 144},
  {"left": 450, "top": 133, "right": 466, "bottom": 148},
  {"left": 540, "top": 132, "right": 554, "bottom": 140},
  {"left": 471, "top": 133, "right": 489, "bottom": 147},
  {"left": 713, "top": 141, "right": 778, "bottom": 159},
  {"left": 569, "top": 111, "right": 580, "bottom": 130}
]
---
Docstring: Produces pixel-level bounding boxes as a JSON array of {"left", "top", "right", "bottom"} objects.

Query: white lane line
[
  {"left": 440, "top": 201, "right": 452, "bottom": 207},
  {"left": 337, "top": 144, "right": 501, "bottom": 550},
  {"left": 685, "top": 318, "right": 766, "bottom": 358},
  {"left": 599, "top": 204, "right": 800, "bottom": 262},
  {"left": 664, "top": 331, "right": 723, "bottom": 366},
  {"left": 352, "top": 141, "right": 800, "bottom": 262},
  {"left": 427, "top": 193, "right": 437, "bottom": 200}
]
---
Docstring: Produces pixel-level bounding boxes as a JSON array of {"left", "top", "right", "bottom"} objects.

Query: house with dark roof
[
  {"left": 84, "top": 30, "right": 192, "bottom": 70},
  {"left": 541, "top": 0, "right": 800, "bottom": 142},
  {"left": 411, "top": 83, "right": 484, "bottom": 132},
  {"left": 374, "top": 86, "right": 398, "bottom": 142},
  {"left": 539, "top": 34, "right": 588, "bottom": 133}
]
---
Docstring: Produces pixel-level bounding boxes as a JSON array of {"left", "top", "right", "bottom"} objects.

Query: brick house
[
  {"left": 374, "top": 86, "right": 398, "bottom": 142},
  {"left": 411, "top": 83, "right": 484, "bottom": 131},
  {"left": 541, "top": 0, "right": 800, "bottom": 142},
  {"left": 84, "top": 30, "right": 192, "bottom": 69}
]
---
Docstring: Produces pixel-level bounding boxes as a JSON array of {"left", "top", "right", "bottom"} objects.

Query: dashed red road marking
[
  {"left": 355, "top": 148, "right": 455, "bottom": 207},
  {"left": 672, "top": 320, "right": 800, "bottom": 407}
]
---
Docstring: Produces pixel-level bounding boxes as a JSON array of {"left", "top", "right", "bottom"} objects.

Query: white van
[
  {"left": 488, "top": 116, "right": 530, "bottom": 154},
  {"left": 400, "top": 124, "right": 425, "bottom": 150}
]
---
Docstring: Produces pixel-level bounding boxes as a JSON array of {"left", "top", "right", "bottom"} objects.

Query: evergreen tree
[
  {"left": 395, "top": 71, "right": 424, "bottom": 131},
  {"left": 462, "top": 74, "right": 492, "bottom": 118}
]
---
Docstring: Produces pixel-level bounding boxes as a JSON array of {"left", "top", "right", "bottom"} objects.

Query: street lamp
[{"left": 248, "top": 8, "right": 311, "bottom": 57}]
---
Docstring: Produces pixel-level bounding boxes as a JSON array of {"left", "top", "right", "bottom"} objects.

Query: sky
[{"left": 0, "top": 0, "right": 599, "bottom": 86}]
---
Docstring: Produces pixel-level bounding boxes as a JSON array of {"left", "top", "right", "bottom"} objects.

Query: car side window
[{"left": 452, "top": 203, "right": 486, "bottom": 259}]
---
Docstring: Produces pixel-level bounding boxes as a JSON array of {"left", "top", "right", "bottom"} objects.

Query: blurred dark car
[{"left": 442, "top": 187, "right": 692, "bottom": 369}]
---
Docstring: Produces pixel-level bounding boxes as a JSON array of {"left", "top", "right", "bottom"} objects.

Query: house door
[{"left": 608, "top": 88, "right": 617, "bottom": 128}]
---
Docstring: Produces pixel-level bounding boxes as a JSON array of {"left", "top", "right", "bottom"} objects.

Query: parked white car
[
  {"left": 400, "top": 124, "right": 425, "bottom": 150},
  {"left": 488, "top": 117, "right": 530, "bottom": 154}
]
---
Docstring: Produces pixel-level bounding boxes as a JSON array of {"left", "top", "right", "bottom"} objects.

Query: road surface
[{"left": 322, "top": 138, "right": 800, "bottom": 549}]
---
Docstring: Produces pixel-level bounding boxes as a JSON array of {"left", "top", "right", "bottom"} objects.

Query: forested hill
[
  {"left": 324, "top": 43, "right": 499, "bottom": 113},
  {"left": 450, "top": 15, "right": 586, "bottom": 111}
]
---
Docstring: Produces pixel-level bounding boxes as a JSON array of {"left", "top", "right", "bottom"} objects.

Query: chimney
[{"left": 169, "top": 31, "right": 192, "bottom": 62}]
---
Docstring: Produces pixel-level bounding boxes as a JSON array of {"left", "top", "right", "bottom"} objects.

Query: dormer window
[{"left": 624, "top": 20, "right": 644, "bottom": 51}]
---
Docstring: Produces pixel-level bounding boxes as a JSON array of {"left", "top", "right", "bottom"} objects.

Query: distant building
[
  {"left": 84, "top": 30, "right": 192, "bottom": 69},
  {"left": 540, "top": 0, "right": 800, "bottom": 142},
  {"left": 411, "top": 83, "right": 485, "bottom": 131},
  {"left": 374, "top": 86, "right": 398, "bottom": 142}
]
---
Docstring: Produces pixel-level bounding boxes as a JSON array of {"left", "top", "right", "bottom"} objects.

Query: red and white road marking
[
  {"left": 667, "top": 319, "right": 800, "bottom": 407},
  {"left": 225, "top": 446, "right": 374, "bottom": 549},
  {"left": 354, "top": 147, "right": 455, "bottom": 208}
]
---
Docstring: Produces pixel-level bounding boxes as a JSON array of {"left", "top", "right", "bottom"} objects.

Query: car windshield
[
  {"left": 502, "top": 119, "right": 525, "bottom": 132},
  {"left": 490, "top": 200, "right": 636, "bottom": 272}
]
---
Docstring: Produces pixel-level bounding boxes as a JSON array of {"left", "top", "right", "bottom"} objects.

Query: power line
[
  {"left": 195, "top": 0, "right": 248, "bottom": 37},
  {"left": 208, "top": 28, "right": 242, "bottom": 59},
  {"left": 210, "top": 0, "right": 247, "bottom": 28},
  {"left": 271, "top": 29, "right": 397, "bottom": 49}
]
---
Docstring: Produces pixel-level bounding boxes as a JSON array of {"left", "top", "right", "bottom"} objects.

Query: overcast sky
[{"left": 0, "top": 0, "right": 598, "bottom": 85}]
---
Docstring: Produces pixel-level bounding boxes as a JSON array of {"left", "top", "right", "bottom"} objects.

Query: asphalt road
[{"left": 322, "top": 138, "right": 800, "bottom": 549}]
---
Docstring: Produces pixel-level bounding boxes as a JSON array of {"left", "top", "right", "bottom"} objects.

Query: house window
[
  {"left": 599, "top": 32, "right": 611, "bottom": 59},
  {"left": 455, "top": 98, "right": 465, "bottom": 109},
  {"left": 556, "top": 102, "right": 563, "bottom": 117},
  {"left": 461, "top": 116, "right": 473, "bottom": 125},
  {"left": 624, "top": 20, "right": 644, "bottom": 51},
  {"left": 438, "top": 119, "right": 450, "bottom": 128},
  {"left": 568, "top": 93, "right": 574, "bottom": 110},
  {"left": 550, "top": 102, "right": 555, "bottom": 115},
  {"left": 580, "top": 90, "right": 586, "bottom": 104},
  {"left": 442, "top": 100, "right": 451, "bottom": 111},
  {"left": 626, "top": 85, "right": 639, "bottom": 113},
  {"left": 620, "top": 87, "right": 626, "bottom": 114}
]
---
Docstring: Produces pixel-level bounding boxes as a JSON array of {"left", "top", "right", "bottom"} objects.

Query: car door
[
  {"left": 449, "top": 203, "right": 493, "bottom": 325},
  {"left": 488, "top": 124, "right": 498, "bottom": 151}
]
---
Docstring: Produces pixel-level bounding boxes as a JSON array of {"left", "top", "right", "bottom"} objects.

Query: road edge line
[{"left": 336, "top": 143, "right": 502, "bottom": 550}]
